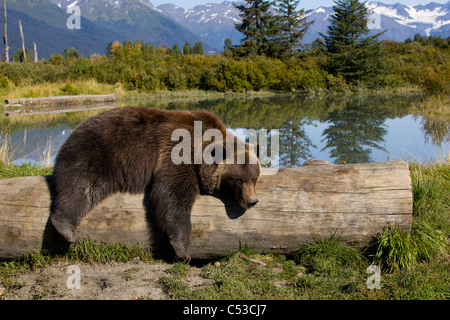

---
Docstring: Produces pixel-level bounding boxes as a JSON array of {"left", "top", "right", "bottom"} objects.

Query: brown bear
[{"left": 50, "top": 107, "right": 260, "bottom": 262}]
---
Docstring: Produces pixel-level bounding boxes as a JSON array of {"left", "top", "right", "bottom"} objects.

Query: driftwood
[
  {"left": 4, "top": 94, "right": 116, "bottom": 107},
  {"left": 0, "top": 160, "right": 412, "bottom": 259}
]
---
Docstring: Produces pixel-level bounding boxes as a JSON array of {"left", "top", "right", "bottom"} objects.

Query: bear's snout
[{"left": 247, "top": 198, "right": 259, "bottom": 207}]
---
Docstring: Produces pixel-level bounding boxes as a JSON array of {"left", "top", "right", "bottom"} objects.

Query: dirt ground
[{"left": 3, "top": 259, "right": 208, "bottom": 300}]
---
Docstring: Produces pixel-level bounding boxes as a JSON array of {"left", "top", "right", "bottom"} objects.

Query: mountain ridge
[
  {"left": 2, "top": 0, "right": 449, "bottom": 58},
  {"left": 156, "top": 1, "right": 450, "bottom": 50},
  {"left": 1, "top": 0, "right": 125, "bottom": 59}
]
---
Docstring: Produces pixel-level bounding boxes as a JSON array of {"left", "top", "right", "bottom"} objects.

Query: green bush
[
  {"left": 0, "top": 75, "right": 9, "bottom": 89},
  {"left": 296, "top": 68, "right": 327, "bottom": 90},
  {"left": 60, "top": 83, "right": 81, "bottom": 95},
  {"left": 0, "top": 38, "right": 448, "bottom": 94},
  {"left": 363, "top": 222, "right": 447, "bottom": 273},
  {"left": 422, "top": 68, "right": 450, "bottom": 95}
]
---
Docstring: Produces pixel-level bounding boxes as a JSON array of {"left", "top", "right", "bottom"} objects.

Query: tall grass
[
  {"left": 363, "top": 222, "right": 447, "bottom": 273},
  {"left": 0, "top": 132, "right": 54, "bottom": 176},
  {"left": 0, "top": 133, "right": 12, "bottom": 164},
  {"left": 3, "top": 79, "right": 125, "bottom": 100},
  {"left": 410, "top": 161, "right": 450, "bottom": 234}
]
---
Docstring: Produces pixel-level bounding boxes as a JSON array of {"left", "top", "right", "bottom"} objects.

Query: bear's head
[
  {"left": 199, "top": 134, "right": 261, "bottom": 210},
  {"left": 218, "top": 155, "right": 261, "bottom": 209}
]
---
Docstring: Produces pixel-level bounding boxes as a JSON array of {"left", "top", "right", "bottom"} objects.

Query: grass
[
  {"left": 1, "top": 79, "right": 279, "bottom": 107},
  {"left": 0, "top": 161, "right": 448, "bottom": 300},
  {"left": 2, "top": 79, "right": 126, "bottom": 100},
  {"left": 67, "top": 239, "right": 154, "bottom": 264},
  {"left": 363, "top": 222, "right": 447, "bottom": 273},
  {"left": 410, "top": 161, "right": 450, "bottom": 234},
  {"left": 0, "top": 161, "right": 53, "bottom": 178}
]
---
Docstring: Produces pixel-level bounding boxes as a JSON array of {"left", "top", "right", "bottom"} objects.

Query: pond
[{"left": 1, "top": 93, "right": 448, "bottom": 167}]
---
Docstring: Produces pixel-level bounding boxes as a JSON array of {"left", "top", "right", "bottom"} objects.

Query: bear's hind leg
[
  {"left": 50, "top": 212, "right": 81, "bottom": 244},
  {"left": 50, "top": 188, "right": 97, "bottom": 244}
]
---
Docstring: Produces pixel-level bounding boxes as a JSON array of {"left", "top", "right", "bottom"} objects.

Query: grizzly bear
[{"left": 50, "top": 107, "right": 260, "bottom": 262}]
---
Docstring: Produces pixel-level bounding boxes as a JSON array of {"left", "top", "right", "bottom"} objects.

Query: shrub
[
  {"left": 363, "top": 222, "right": 447, "bottom": 273},
  {"left": 0, "top": 75, "right": 9, "bottom": 89},
  {"left": 422, "top": 68, "right": 450, "bottom": 95},
  {"left": 296, "top": 68, "right": 328, "bottom": 90},
  {"left": 60, "top": 83, "right": 81, "bottom": 95},
  {"left": 48, "top": 54, "right": 64, "bottom": 65}
]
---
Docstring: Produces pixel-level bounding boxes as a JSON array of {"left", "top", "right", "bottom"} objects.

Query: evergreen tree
[
  {"left": 12, "top": 48, "right": 31, "bottom": 62},
  {"left": 320, "top": 0, "right": 385, "bottom": 84},
  {"left": 172, "top": 43, "right": 180, "bottom": 55},
  {"left": 192, "top": 42, "right": 204, "bottom": 55},
  {"left": 182, "top": 42, "right": 191, "bottom": 55},
  {"left": 224, "top": 38, "right": 233, "bottom": 51},
  {"left": 63, "top": 47, "right": 80, "bottom": 59},
  {"left": 234, "top": 0, "right": 274, "bottom": 56},
  {"left": 274, "top": 0, "right": 313, "bottom": 57}
]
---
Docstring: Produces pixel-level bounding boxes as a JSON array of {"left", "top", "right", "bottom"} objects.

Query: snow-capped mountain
[
  {"left": 369, "top": 2, "right": 450, "bottom": 38},
  {"left": 52, "top": 0, "right": 159, "bottom": 11},
  {"left": 157, "top": 1, "right": 450, "bottom": 50},
  {"left": 45, "top": 0, "right": 450, "bottom": 52},
  {"left": 48, "top": 0, "right": 204, "bottom": 49},
  {"left": 157, "top": 1, "right": 242, "bottom": 51}
]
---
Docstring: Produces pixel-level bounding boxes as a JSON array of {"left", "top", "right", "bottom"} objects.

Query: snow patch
[
  {"left": 316, "top": 7, "right": 326, "bottom": 14},
  {"left": 67, "top": 1, "right": 78, "bottom": 8}
]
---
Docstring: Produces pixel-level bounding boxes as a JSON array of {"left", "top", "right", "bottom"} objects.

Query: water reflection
[
  {"left": 0, "top": 93, "right": 448, "bottom": 166},
  {"left": 321, "top": 101, "right": 388, "bottom": 164}
]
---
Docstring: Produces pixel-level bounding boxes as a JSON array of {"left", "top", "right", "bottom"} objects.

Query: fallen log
[
  {"left": 4, "top": 94, "right": 116, "bottom": 106},
  {"left": 0, "top": 160, "right": 412, "bottom": 260}
]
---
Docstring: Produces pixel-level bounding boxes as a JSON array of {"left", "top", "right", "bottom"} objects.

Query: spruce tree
[
  {"left": 234, "top": 0, "right": 273, "bottom": 56},
  {"left": 321, "top": 0, "right": 385, "bottom": 84},
  {"left": 274, "top": 0, "right": 313, "bottom": 57},
  {"left": 182, "top": 42, "right": 191, "bottom": 55},
  {"left": 192, "top": 42, "right": 204, "bottom": 55}
]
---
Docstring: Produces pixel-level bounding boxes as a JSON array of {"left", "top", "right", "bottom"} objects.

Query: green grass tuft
[
  {"left": 0, "top": 162, "right": 53, "bottom": 179},
  {"left": 294, "top": 233, "right": 366, "bottom": 274},
  {"left": 67, "top": 239, "right": 154, "bottom": 264},
  {"left": 410, "top": 161, "right": 450, "bottom": 234},
  {"left": 363, "top": 222, "right": 447, "bottom": 273}
]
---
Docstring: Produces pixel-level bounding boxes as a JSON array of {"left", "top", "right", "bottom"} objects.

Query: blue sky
[{"left": 150, "top": 0, "right": 449, "bottom": 10}]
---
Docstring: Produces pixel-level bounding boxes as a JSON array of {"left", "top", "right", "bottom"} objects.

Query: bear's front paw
[{"left": 170, "top": 240, "right": 191, "bottom": 263}]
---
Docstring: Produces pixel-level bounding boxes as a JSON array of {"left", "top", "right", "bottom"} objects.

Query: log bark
[
  {"left": 4, "top": 94, "right": 116, "bottom": 106},
  {"left": 0, "top": 160, "right": 413, "bottom": 259}
]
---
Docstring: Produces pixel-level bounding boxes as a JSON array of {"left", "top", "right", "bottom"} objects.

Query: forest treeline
[{"left": 0, "top": 35, "right": 448, "bottom": 96}]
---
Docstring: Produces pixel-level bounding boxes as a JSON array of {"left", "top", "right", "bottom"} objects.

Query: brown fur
[{"left": 50, "top": 107, "right": 260, "bottom": 262}]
